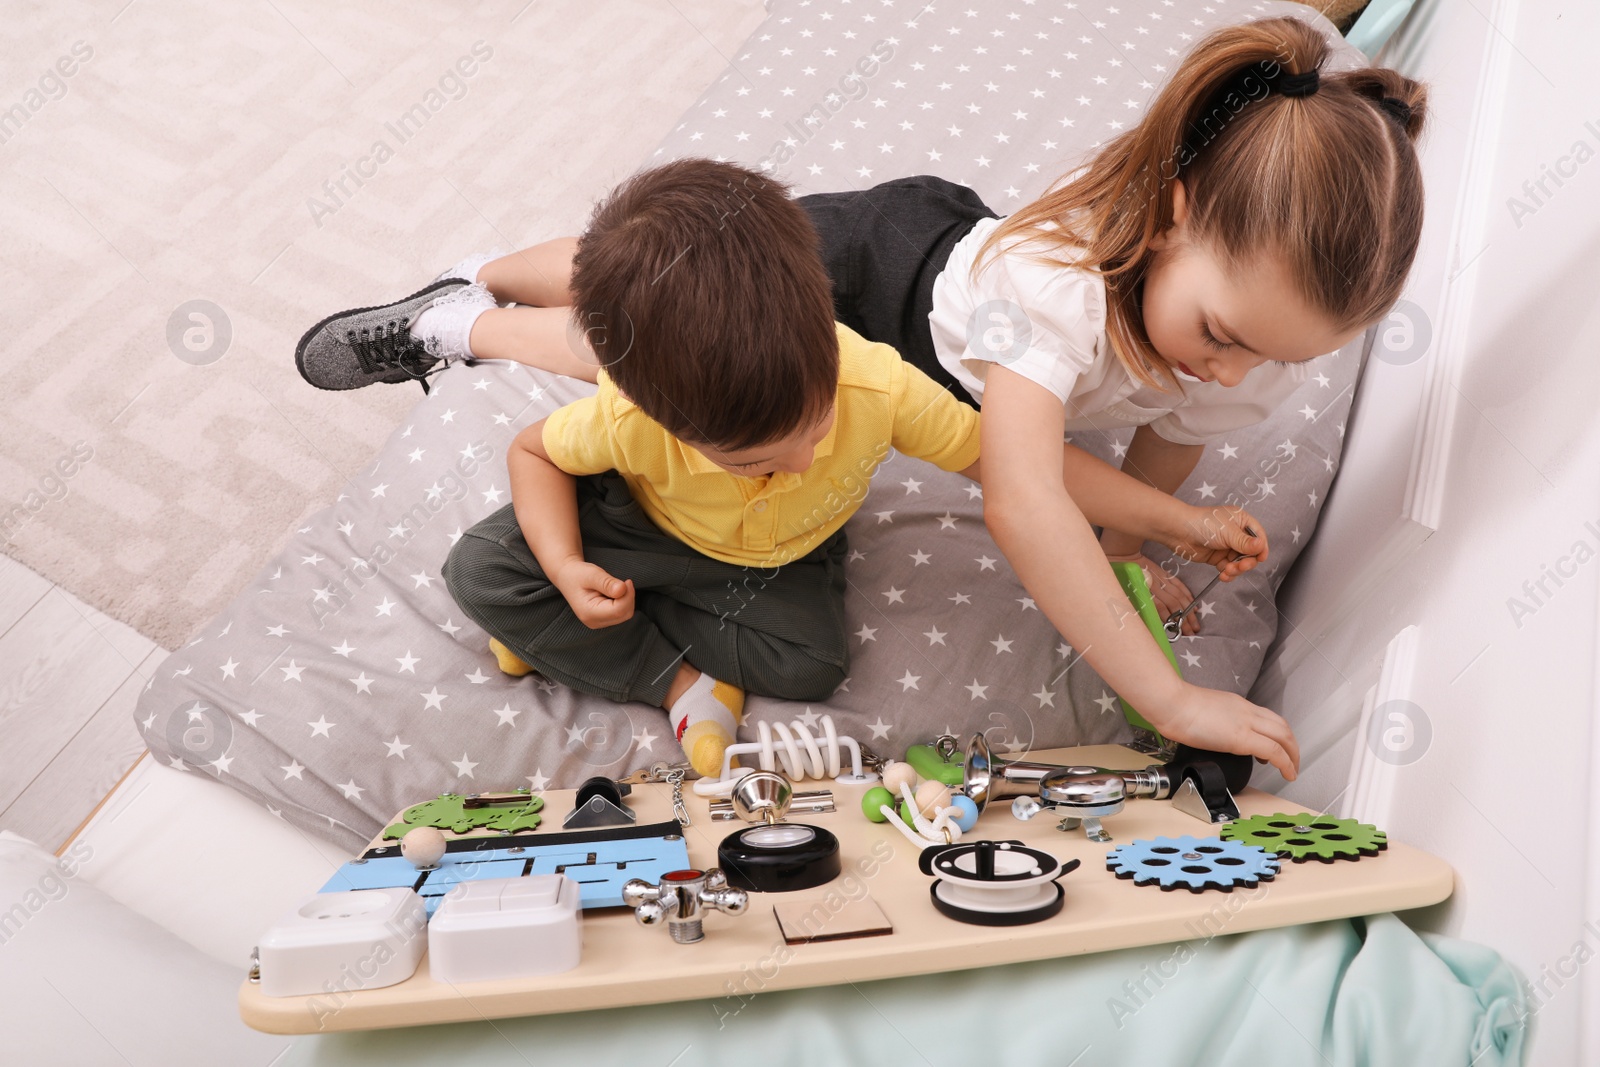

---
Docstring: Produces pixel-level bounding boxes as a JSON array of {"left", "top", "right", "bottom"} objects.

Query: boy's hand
[
  {"left": 1152, "top": 684, "right": 1301, "bottom": 781},
  {"left": 1167, "top": 505, "right": 1269, "bottom": 579},
  {"left": 552, "top": 560, "right": 635, "bottom": 628}
]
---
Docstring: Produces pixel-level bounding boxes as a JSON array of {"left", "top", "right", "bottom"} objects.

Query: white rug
[{"left": 0, "top": 0, "right": 767, "bottom": 651}]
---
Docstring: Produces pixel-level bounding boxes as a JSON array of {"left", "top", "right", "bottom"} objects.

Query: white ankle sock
[
  {"left": 434, "top": 250, "right": 501, "bottom": 286},
  {"left": 666, "top": 672, "right": 745, "bottom": 778},
  {"left": 413, "top": 283, "right": 496, "bottom": 362}
]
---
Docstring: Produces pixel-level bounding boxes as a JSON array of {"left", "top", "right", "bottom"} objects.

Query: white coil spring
[{"left": 693, "top": 714, "right": 875, "bottom": 796}]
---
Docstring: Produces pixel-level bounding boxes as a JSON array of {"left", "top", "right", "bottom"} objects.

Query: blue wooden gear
[{"left": 1106, "top": 835, "right": 1280, "bottom": 893}]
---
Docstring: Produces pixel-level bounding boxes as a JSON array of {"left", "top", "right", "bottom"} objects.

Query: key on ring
[
  {"left": 1163, "top": 570, "right": 1225, "bottom": 641},
  {"left": 1162, "top": 530, "right": 1259, "bottom": 641}
]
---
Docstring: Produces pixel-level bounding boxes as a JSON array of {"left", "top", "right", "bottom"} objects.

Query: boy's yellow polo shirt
[{"left": 541, "top": 322, "right": 982, "bottom": 569}]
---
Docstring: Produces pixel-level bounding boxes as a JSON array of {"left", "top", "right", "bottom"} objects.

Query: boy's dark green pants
[{"left": 442, "top": 472, "right": 851, "bottom": 706}]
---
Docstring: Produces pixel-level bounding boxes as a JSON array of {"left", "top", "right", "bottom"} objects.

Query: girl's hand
[
  {"left": 553, "top": 561, "right": 635, "bottom": 629},
  {"left": 1102, "top": 549, "right": 1202, "bottom": 636},
  {"left": 1154, "top": 684, "right": 1301, "bottom": 781},
  {"left": 1166, "top": 505, "right": 1269, "bottom": 579}
]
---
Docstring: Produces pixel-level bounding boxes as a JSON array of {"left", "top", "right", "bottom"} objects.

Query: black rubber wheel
[{"left": 717, "top": 823, "right": 842, "bottom": 893}]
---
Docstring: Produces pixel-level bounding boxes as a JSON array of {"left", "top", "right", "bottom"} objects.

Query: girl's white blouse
[{"left": 928, "top": 215, "right": 1311, "bottom": 445}]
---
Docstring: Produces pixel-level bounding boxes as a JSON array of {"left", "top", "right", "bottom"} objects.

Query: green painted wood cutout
[{"left": 381, "top": 791, "right": 545, "bottom": 839}]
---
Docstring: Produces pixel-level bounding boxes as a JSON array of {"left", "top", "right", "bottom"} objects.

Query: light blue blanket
[{"left": 281, "top": 914, "right": 1526, "bottom": 1067}]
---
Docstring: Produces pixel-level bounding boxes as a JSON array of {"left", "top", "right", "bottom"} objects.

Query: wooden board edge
[{"left": 238, "top": 847, "right": 1456, "bottom": 1035}]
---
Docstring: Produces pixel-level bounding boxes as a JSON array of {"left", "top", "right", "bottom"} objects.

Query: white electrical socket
[{"left": 256, "top": 887, "right": 427, "bottom": 998}]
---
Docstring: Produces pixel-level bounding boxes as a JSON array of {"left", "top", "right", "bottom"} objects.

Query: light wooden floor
[{"left": 0, "top": 554, "right": 163, "bottom": 851}]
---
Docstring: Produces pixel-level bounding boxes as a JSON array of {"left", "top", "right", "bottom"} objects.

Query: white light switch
[{"left": 428, "top": 874, "right": 582, "bottom": 984}]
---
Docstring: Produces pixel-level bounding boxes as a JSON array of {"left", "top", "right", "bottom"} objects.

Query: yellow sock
[
  {"left": 670, "top": 676, "right": 745, "bottom": 778},
  {"left": 488, "top": 637, "right": 534, "bottom": 677}
]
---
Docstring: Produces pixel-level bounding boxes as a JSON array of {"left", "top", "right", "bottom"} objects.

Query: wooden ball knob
[
  {"left": 401, "top": 826, "right": 447, "bottom": 870},
  {"left": 913, "top": 779, "right": 952, "bottom": 818},
  {"left": 879, "top": 760, "right": 918, "bottom": 796}
]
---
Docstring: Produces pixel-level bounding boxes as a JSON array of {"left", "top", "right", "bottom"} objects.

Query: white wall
[{"left": 1250, "top": 1, "right": 1600, "bottom": 1062}]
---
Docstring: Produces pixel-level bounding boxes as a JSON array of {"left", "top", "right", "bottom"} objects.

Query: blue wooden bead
[{"left": 948, "top": 794, "right": 980, "bottom": 832}]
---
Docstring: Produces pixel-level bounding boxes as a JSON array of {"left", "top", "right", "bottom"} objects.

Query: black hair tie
[
  {"left": 1274, "top": 68, "right": 1320, "bottom": 97},
  {"left": 1170, "top": 61, "right": 1320, "bottom": 171},
  {"left": 1376, "top": 96, "right": 1413, "bottom": 127}
]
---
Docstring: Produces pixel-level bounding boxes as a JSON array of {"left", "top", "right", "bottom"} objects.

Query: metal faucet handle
[
  {"left": 621, "top": 868, "right": 749, "bottom": 943},
  {"left": 700, "top": 872, "right": 748, "bottom": 917}
]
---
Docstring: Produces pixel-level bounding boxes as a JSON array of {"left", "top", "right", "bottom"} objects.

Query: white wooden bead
[
  {"left": 880, "top": 760, "right": 918, "bottom": 796},
  {"left": 913, "top": 780, "right": 952, "bottom": 818},
  {"left": 401, "top": 826, "right": 448, "bottom": 869}
]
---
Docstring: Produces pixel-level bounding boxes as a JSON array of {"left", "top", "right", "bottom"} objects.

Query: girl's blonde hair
[{"left": 974, "top": 16, "right": 1428, "bottom": 390}]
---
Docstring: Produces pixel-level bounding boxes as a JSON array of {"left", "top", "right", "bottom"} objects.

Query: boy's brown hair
[{"left": 569, "top": 158, "right": 839, "bottom": 452}]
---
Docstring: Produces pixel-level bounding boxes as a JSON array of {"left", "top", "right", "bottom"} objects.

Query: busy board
[{"left": 240, "top": 745, "right": 1453, "bottom": 1035}]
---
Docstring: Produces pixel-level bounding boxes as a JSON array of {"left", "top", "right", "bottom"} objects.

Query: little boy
[{"left": 297, "top": 158, "right": 983, "bottom": 775}]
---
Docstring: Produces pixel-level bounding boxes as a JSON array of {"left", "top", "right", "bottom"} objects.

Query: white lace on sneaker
[{"left": 412, "top": 283, "right": 497, "bottom": 364}]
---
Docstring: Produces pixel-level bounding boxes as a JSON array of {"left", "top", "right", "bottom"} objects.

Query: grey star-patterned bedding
[{"left": 135, "top": 0, "right": 1369, "bottom": 851}]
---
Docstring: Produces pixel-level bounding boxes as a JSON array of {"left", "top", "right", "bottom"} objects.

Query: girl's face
[{"left": 1142, "top": 181, "right": 1364, "bottom": 387}]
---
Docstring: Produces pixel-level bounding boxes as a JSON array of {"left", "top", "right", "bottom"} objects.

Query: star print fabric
[{"left": 134, "top": 0, "right": 1368, "bottom": 849}]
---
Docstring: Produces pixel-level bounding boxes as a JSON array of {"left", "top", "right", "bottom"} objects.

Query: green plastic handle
[
  {"left": 1108, "top": 560, "right": 1183, "bottom": 739},
  {"left": 903, "top": 743, "right": 965, "bottom": 786}
]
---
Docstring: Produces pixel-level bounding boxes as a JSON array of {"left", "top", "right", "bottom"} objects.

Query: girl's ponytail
[
  {"left": 974, "top": 16, "right": 1427, "bottom": 391},
  {"left": 1343, "top": 66, "right": 1429, "bottom": 143}
]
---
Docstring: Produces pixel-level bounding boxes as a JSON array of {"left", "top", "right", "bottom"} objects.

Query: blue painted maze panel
[{"left": 321, "top": 820, "right": 690, "bottom": 912}]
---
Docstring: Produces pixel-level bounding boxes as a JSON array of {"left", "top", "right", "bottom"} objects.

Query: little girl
[
  {"left": 297, "top": 16, "right": 1425, "bottom": 785},
  {"left": 911, "top": 16, "right": 1424, "bottom": 780}
]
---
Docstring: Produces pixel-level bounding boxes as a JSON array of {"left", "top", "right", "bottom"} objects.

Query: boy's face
[{"left": 690, "top": 405, "right": 836, "bottom": 478}]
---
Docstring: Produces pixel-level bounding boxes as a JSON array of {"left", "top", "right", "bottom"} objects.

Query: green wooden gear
[
  {"left": 381, "top": 791, "right": 545, "bottom": 840},
  {"left": 1220, "top": 812, "right": 1387, "bottom": 863}
]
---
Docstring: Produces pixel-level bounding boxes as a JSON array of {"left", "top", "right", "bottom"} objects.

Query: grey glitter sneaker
[{"left": 295, "top": 279, "right": 472, "bottom": 393}]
